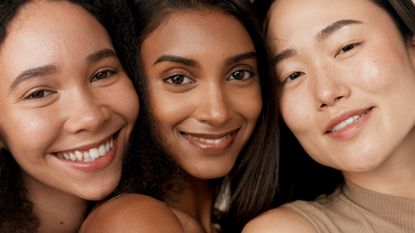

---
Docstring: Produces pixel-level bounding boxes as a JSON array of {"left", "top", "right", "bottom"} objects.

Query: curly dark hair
[
  {"left": 0, "top": 0, "right": 138, "bottom": 232},
  {"left": 119, "top": 0, "right": 280, "bottom": 232}
]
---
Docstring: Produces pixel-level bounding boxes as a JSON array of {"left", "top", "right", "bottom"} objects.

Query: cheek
[
  {"left": 1, "top": 110, "right": 57, "bottom": 157},
  {"left": 279, "top": 89, "right": 313, "bottom": 135},
  {"left": 116, "top": 82, "right": 140, "bottom": 123}
]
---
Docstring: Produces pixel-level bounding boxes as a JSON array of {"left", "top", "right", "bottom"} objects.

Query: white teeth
[
  {"left": 187, "top": 134, "right": 231, "bottom": 145},
  {"left": 70, "top": 153, "right": 76, "bottom": 161},
  {"left": 58, "top": 138, "right": 114, "bottom": 162},
  {"left": 332, "top": 114, "right": 362, "bottom": 132},
  {"left": 89, "top": 148, "right": 99, "bottom": 160},
  {"left": 83, "top": 151, "right": 91, "bottom": 162},
  {"left": 75, "top": 151, "right": 82, "bottom": 160}
]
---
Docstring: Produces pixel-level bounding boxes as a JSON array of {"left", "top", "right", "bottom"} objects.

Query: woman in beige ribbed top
[{"left": 243, "top": 0, "right": 415, "bottom": 232}]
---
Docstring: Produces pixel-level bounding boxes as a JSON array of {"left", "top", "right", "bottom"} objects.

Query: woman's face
[
  {"left": 140, "top": 9, "right": 261, "bottom": 179},
  {"left": 268, "top": 0, "right": 415, "bottom": 173},
  {"left": 0, "top": 1, "right": 139, "bottom": 200}
]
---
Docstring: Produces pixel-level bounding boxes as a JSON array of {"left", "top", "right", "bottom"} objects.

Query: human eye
[
  {"left": 227, "top": 69, "right": 255, "bottom": 81},
  {"left": 163, "top": 74, "right": 194, "bottom": 85},
  {"left": 90, "top": 69, "right": 117, "bottom": 82},
  {"left": 335, "top": 42, "right": 362, "bottom": 57},
  {"left": 23, "top": 88, "right": 56, "bottom": 100},
  {"left": 281, "top": 71, "right": 304, "bottom": 84}
]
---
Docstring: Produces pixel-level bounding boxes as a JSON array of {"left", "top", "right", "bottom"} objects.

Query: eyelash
[
  {"left": 24, "top": 88, "right": 56, "bottom": 100},
  {"left": 163, "top": 74, "right": 194, "bottom": 86},
  {"left": 282, "top": 71, "right": 304, "bottom": 84},
  {"left": 335, "top": 42, "right": 361, "bottom": 57},
  {"left": 227, "top": 69, "right": 255, "bottom": 81},
  {"left": 90, "top": 69, "right": 117, "bottom": 82}
]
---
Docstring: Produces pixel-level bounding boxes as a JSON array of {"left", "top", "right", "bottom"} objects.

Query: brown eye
[
  {"left": 287, "top": 71, "right": 303, "bottom": 81},
  {"left": 91, "top": 70, "right": 116, "bottom": 82},
  {"left": 228, "top": 70, "right": 253, "bottom": 81},
  {"left": 25, "top": 89, "right": 55, "bottom": 99},
  {"left": 340, "top": 44, "right": 355, "bottom": 53},
  {"left": 164, "top": 74, "right": 194, "bottom": 85}
]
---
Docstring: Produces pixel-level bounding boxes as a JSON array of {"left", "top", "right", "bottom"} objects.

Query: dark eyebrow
[
  {"left": 271, "top": 49, "right": 297, "bottom": 67},
  {"left": 9, "top": 49, "right": 117, "bottom": 92},
  {"left": 9, "top": 64, "right": 57, "bottom": 91},
  {"left": 316, "top": 19, "right": 363, "bottom": 41},
  {"left": 154, "top": 55, "right": 197, "bottom": 66},
  {"left": 87, "top": 49, "right": 118, "bottom": 64},
  {"left": 225, "top": 51, "right": 257, "bottom": 66}
]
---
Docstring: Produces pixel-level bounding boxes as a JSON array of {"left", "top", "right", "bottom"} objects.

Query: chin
[{"left": 189, "top": 165, "right": 233, "bottom": 180}]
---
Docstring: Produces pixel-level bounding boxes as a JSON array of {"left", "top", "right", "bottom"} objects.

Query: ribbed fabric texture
[{"left": 284, "top": 182, "right": 415, "bottom": 233}]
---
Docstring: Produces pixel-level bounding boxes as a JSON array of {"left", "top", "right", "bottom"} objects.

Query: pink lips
[
  {"left": 181, "top": 129, "right": 238, "bottom": 154},
  {"left": 325, "top": 107, "right": 373, "bottom": 140},
  {"left": 57, "top": 132, "right": 119, "bottom": 172}
]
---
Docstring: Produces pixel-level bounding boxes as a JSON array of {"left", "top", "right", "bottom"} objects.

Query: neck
[
  {"left": 23, "top": 174, "right": 88, "bottom": 233},
  {"left": 167, "top": 175, "right": 216, "bottom": 233},
  {"left": 344, "top": 127, "right": 415, "bottom": 199}
]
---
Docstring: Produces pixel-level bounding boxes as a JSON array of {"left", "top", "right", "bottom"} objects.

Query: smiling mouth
[
  {"left": 326, "top": 107, "right": 373, "bottom": 134},
  {"left": 180, "top": 129, "right": 239, "bottom": 153},
  {"left": 55, "top": 134, "right": 116, "bottom": 163}
]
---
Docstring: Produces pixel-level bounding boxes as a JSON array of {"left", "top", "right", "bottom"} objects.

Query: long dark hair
[
  {"left": 259, "top": 0, "right": 413, "bottom": 207},
  {"left": 120, "top": 0, "right": 280, "bottom": 231},
  {"left": 0, "top": 0, "right": 138, "bottom": 232}
]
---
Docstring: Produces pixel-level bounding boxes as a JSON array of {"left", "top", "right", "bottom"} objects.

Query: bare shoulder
[
  {"left": 80, "top": 194, "right": 184, "bottom": 233},
  {"left": 242, "top": 206, "right": 317, "bottom": 233}
]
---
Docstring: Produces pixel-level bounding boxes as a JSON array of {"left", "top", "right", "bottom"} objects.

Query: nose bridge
[
  {"left": 195, "top": 81, "right": 230, "bottom": 125},
  {"left": 64, "top": 88, "right": 108, "bottom": 133},
  {"left": 311, "top": 61, "right": 350, "bottom": 109}
]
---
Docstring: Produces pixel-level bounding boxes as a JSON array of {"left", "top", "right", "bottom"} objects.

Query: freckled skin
[
  {"left": 0, "top": 0, "right": 138, "bottom": 206},
  {"left": 269, "top": 0, "right": 415, "bottom": 175}
]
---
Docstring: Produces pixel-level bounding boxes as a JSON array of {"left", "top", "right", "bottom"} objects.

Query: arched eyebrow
[
  {"left": 9, "top": 49, "right": 117, "bottom": 92},
  {"left": 153, "top": 51, "right": 256, "bottom": 67},
  {"left": 9, "top": 64, "right": 57, "bottom": 91}
]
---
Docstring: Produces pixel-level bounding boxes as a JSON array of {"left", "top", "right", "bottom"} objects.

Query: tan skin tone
[
  {"left": 80, "top": 8, "right": 262, "bottom": 233},
  {"left": 243, "top": 0, "right": 415, "bottom": 232},
  {"left": 0, "top": 1, "right": 138, "bottom": 232}
]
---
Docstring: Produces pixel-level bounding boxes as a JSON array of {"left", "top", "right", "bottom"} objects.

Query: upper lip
[
  {"left": 180, "top": 128, "right": 239, "bottom": 139},
  {"left": 324, "top": 107, "right": 373, "bottom": 133},
  {"left": 53, "top": 131, "right": 118, "bottom": 154}
]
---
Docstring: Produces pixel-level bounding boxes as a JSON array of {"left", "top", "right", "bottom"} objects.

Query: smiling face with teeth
[
  {"left": 141, "top": 9, "right": 262, "bottom": 179},
  {"left": 0, "top": 1, "right": 139, "bottom": 201},
  {"left": 269, "top": 0, "right": 415, "bottom": 173}
]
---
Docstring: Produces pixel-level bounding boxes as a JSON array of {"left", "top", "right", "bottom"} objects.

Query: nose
[
  {"left": 63, "top": 91, "right": 109, "bottom": 134},
  {"left": 312, "top": 65, "right": 351, "bottom": 110},
  {"left": 193, "top": 83, "right": 231, "bottom": 126}
]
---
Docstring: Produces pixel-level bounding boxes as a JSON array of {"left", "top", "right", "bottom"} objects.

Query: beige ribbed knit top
[{"left": 284, "top": 182, "right": 415, "bottom": 233}]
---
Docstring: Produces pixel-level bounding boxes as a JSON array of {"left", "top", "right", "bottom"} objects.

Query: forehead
[
  {"left": 267, "top": 0, "right": 389, "bottom": 42},
  {"left": 0, "top": 1, "right": 111, "bottom": 81},
  {"left": 141, "top": 9, "right": 255, "bottom": 59}
]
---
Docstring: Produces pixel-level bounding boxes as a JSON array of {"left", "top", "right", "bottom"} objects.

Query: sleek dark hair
[
  {"left": 389, "top": 0, "right": 415, "bottom": 33},
  {"left": 259, "top": 0, "right": 413, "bottom": 206},
  {"left": 121, "top": 0, "right": 280, "bottom": 231},
  {"left": 0, "top": 0, "right": 138, "bottom": 232}
]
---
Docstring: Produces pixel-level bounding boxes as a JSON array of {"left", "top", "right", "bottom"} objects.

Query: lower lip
[
  {"left": 327, "top": 109, "right": 373, "bottom": 140},
  {"left": 182, "top": 131, "right": 237, "bottom": 155},
  {"left": 59, "top": 135, "right": 118, "bottom": 172}
]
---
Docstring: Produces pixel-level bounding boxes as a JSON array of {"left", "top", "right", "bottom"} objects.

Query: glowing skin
[
  {"left": 140, "top": 9, "right": 261, "bottom": 179},
  {"left": 269, "top": 0, "right": 415, "bottom": 180},
  {"left": 0, "top": 0, "right": 139, "bottom": 204}
]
